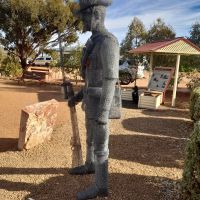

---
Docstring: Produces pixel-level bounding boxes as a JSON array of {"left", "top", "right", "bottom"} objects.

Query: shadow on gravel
[
  {"left": 0, "top": 138, "right": 18, "bottom": 152},
  {"left": 109, "top": 134, "right": 187, "bottom": 169},
  {"left": 142, "top": 109, "right": 190, "bottom": 119},
  {"left": 122, "top": 117, "right": 192, "bottom": 138},
  {"left": 112, "top": 116, "right": 193, "bottom": 168},
  {"left": 0, "top": 167, "right": 179, "bottom": 200},
  {"left": 0, "top": 167, "right": 90, "bottom": 200},
  {"left": 0, "top": 167, "right": 67, "bottom": 175},
  {"left": 122, "top": 100, "right": 138, "bottom": 109}
]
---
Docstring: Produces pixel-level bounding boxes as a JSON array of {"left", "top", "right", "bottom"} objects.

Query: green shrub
[
  {"left": 1, "top": 56, "right": 22, "bottom": 77},
  {"left": 190, "top": 87, "right": 200, "bottom": 121},
  {"left": 180, "top": 65, "right": 196, "bottom": 73},
  {"left": 181, "top": 121, "right": 200, "bottom": 200}
]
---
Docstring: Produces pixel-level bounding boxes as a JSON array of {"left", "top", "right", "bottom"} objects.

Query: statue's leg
[
  {"left": 77, "top": 121, "right": 109, "bottom": 200},
  {"left": 69, "top": 117, "right": 95, "bottom": 175},
  {"left": 94, "top": 121, "right": 109, "bottom": 193},
  {"left": 85, "top": 117, "right": 95, "bottom": 167}
]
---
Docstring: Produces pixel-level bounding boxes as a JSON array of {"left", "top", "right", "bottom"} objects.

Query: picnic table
[{"left": 18, "top": 66, "right": 50, "bottom": 83}]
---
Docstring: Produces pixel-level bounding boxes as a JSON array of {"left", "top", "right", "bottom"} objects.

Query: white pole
[
  {"left": 58, "top": 32, "right": 66, "bottom": 82},
  {"left": 172, "top": 54, "right": 181, "bottom": 107},
  {"left": 148, "top": 53, "right": 153, "bottom": 90}
]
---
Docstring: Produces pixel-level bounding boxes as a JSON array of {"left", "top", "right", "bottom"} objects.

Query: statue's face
[
  {"left": 80, "top": 8, "right": 93, "bottom": 32},
  {"left": 80, "top": 6, "right": 106, "bottom": 33}
]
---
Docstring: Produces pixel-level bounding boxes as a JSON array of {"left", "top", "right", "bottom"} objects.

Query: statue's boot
[
  {"left": 68, "top": 162, "right": 95, "bottom": 175},
  {"left": 77, "top": 160, "right": 108, "bottom": 200},
  {"left": 69, "top": 144, "right": 95, "bottom": 175}
]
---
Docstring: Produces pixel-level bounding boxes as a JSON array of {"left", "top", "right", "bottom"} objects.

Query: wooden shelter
[{"left": 129, "top": 37, "right": 200, "bottom": 107}]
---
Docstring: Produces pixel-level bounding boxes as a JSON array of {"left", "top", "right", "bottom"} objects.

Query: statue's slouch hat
[{"left": 78, "top": 0, "right": 112, "bottom": 12}]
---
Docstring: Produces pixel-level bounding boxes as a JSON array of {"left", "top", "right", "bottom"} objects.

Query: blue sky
[{"left": 78, "top": 0, "right": 200, "bottom": 44}]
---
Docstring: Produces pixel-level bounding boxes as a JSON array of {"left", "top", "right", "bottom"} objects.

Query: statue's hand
[
  {"left": 68, "top": 89, "right": 84, "bottom": 107},
  {"left": 68, "top": 96, "right": 77, "bottom": 107}
]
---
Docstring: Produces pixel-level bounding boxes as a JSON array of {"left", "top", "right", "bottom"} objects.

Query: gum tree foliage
[
  {"left": 120, "top": 17, "right": 146, "bottom": 60},
  {"left": 178, "top": 21, "right": 200, "bottom": 87},
  {"left": 61, "top": 46, "right": 82, "bottom": 82},
  {"left": 0, "top": 47, "right": 6, "bottom": 70},
  {"left": 0, "top": 0, "right": 81, "bottom": 71},
  {"left": 146, "top": 18, "right": 176, "bottom": 43},
  {"left": 146, "top": 18, "right": 176, "bottom": 67},
  {"left": 185, "top": 21, "right": 200, "bottom": 70},
  {"left": 121, "top": 17, "right": 176, "bottom": 65},
  {"left": 0, "top": 48, "right": 4, "bottom": 64},
  {"left": 1, "top": 55, "right": 22, "bottom": 76},
  {"left": 184, "top": 21, "right": 200, "bottom": 71},
  {"left": 189, "top": 21, "right": 200, "bottom": 48}
]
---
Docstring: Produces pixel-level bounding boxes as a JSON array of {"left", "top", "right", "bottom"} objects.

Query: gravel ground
[{"left": 0, "top": 79, "right": 193, "bottom": 200}]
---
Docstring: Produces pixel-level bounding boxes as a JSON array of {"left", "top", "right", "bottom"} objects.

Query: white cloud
[{"left": 105, "top": 16, "right": 133, "bottom": 30}]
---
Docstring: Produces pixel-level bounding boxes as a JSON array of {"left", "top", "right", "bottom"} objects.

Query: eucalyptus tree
[
  {"left": 146, "top": 18, "right": 176, "bottom": 43},
  {"left": 120, "top": 17, "right": 146, "bottom": 59},
  {"left": 188, "top": 21, "right": 200, "bottom": 47},
  {"left": 0, "top": 0, "right": 81, "bottom": 70},
  {"left": 179, "top": 21, "right": 200, "bottom": 80},
  {"left": 145, "top": 18, "right": 176, "bottom": 67}
]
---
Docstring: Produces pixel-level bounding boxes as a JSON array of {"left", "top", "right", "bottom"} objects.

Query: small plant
[
  {"left": 190, "top": 87, "right": 200, "bottom": 121},
  {"left": 186, "top": 72, "right": 200, "bottom": 89},
  {"left": 181, "top": 121, "right": 200, "bottom": 200},
  {"left": 181, "top": 86, "right": 200, "bottom": 199}
]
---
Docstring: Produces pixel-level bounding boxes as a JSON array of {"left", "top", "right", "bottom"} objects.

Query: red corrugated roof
[{"left": 129, "top": 37, "right": 200, "bottom": 54}]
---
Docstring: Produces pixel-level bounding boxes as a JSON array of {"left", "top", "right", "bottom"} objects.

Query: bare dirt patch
[{"left": 0, "top": 79, "right": 193, "bottom": 200}]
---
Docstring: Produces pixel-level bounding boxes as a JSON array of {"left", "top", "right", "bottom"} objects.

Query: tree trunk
[
  {"left": 21, "top": 58, "right": 27, "bottom": 70},
  {"left": 20, "top": 58, "right": 27, "bottom": 80}
]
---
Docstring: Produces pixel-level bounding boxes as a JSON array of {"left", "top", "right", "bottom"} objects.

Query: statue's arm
[{"left": 97, "top": 36, "right": 119, "bottom": 124}]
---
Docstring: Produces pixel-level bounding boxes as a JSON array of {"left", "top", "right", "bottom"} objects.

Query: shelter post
[
  {"left": 172, "top": 54, "right": 181, "bottom": 107},
  {"left": 148, "top": 53, "right": 154, "bottom": 87}
]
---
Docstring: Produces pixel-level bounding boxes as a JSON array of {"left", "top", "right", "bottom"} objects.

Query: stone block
[{"left": 18, "top": 99, "right": 59, "bottom": 150}]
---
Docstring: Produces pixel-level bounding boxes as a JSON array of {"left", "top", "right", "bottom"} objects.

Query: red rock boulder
[{"left": 18, "top": 99, "right": 59, "bottom": 150}]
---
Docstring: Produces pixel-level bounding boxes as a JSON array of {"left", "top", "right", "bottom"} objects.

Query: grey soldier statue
[{"left": 68, "top": 0, "right": 119, "bottom": 199}]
